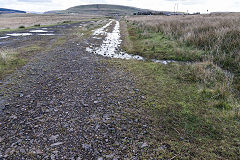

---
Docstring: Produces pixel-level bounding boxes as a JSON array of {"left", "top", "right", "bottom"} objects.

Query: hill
[
  {"left": 0, "top": 8, "right": 26, "bottom": 14},
  {"left": 46, "top": 4, "right": 152, "bottom": 16}
]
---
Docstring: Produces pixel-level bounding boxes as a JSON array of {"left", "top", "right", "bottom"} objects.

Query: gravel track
[{"left": 0, "top": 20, "right": 155, "bottom": 159}]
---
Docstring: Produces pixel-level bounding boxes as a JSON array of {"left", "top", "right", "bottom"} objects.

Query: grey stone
[
  {"left": 50, "top": 142, "right": 63, "bottom": 147},
  {"left": 141, "top": 142, "right": 148, "bottom": 148}
]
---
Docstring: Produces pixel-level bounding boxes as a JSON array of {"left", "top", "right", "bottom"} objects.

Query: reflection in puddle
[
  {"left": 7, "top": 33, "right": 32, "bottom": 36},
  {"left": 37, "top": 33, "right": 55, "bottom": 36},
  {"left": 93, "top": 21, "right": 112, "bottom": 36},
  {"left": 29, "top": 30, "right": 48, "bottom": 33},
  {"left": 153, "top": 59, "right": 176, "bottom": 64},
  {"left": 0, "top": 36, "right": 10, "bottom": 39},
  {"left": 93, "top": 37, "right": 102, "bottom": 40},
  {"left": 87, "top": 20, "right": 177, "bottom": 64},
  {"left": 86, "top": 47, "right": 93, "bottom": 53},
  {"left": 87, "top": 20, "right": 143, "bottom": 60}
]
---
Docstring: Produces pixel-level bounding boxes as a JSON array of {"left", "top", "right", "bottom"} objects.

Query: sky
[{"left": 0, "top": 0, "right": 239, "bottom": 13}]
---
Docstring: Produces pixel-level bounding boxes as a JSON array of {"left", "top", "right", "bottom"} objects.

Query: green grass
[
  {"left": 0, "top": 49, "right": 26, "bottom": 79},
  {"left": 110, "top": 59, "right": 240, "bottom": 159},
  {"left": 0, "top": 44, "right": 47, "bottom": 79},
  {"left": 53, "top": 37, "right": 67, "bottom": 46},
  {"left": 125, "top": 16, "right": 240, "bottom": 93},
  {"left": 18, "top": 44, "right": 45, "bottom": 58},
  {"left": 125, "top": 22, "right": 204, "bottom": 61},
  {"left": 121, "top": 20, "right": 240, "bottom": 93},
  {"left": 118, "top": 19, "right": 240, "bottom": 159}
]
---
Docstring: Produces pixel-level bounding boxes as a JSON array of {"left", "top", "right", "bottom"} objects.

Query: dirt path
[{"left": 0, "top": 20, "right": 155, "bottom": 159}]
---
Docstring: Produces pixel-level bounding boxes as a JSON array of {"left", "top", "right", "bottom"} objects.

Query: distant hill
[
  {"left": 44, "top": 10, "right": 62, "bottom": 14},
  {"left": 45, "top": 4, "right": 152, "bottom": 16},
  {"left": 0, "top": 8, "right": 26, "bottom": 14}
]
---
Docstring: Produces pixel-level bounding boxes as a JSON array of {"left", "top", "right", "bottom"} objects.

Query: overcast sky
[{"left": 0, "top": 0, "right": 239, "bottom": 13}]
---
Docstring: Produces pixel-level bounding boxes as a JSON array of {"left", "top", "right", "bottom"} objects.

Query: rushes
[
  {"left": 0, "top": 49, "right": 25, "bottom": 78},
  {"left": 127, "top": 13, "right": 240, "bottom": 73},
  {"left": 176, "top": 61, "right": 235, "bottom": 106},
  {"left": 124, "top": 14, "right": 240, "bottom": 112},
  {"left": 0, "top": 49, "right": 17, "bottom": 65}
]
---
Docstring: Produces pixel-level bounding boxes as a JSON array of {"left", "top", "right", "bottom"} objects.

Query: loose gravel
[{"left": 0, "top": 20, "right": 157, "bottom": 159}]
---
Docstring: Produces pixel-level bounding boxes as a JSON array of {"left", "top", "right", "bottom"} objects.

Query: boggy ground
[{"left": 0, "top": 19, "right": 159, "bottom": 159}]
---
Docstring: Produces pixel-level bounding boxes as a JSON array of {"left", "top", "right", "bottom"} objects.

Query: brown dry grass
[
  {"left": 0, "top": 13, "right": 102, "bottom": 29},
  {"left": 126, "top": 13, "right": 240, "bottom": 74}
]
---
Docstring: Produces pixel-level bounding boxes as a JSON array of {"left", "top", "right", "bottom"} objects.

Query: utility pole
[{"left": 174, "top": 3, "right": 177, "bottom": 14}]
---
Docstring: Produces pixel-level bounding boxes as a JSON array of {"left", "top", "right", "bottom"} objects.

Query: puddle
[
  {"left": 86, "top": 20, "right": 143, "bottom": 60},
  {"left": 86, "top": 20, "right": 178, "bottom": 64},
  {"left": 29, "top": 30, "right": 49, "bottom": 33},
  {"left": 0, "top": 36, "right": 10, "bottom": 39},
  {"left": 93, "top": 21, "right": 113, "bottom": 36},
  {"left": 7, "top": 33, "right": 32, "bottom": 36},
  {"left": 153, "top": 59, "right": 176, "bottom": 64},
  {"left": 37, "top": 33, "right": 55, "bottom": 36},
  {"left": 86, "top": 47, "right": 93, "bottom": 53},
  {"left": 93, "top": 37, "right": 102, "bottom": 40}
]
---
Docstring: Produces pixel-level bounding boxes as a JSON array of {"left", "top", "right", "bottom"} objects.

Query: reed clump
[{"left": 127, "top": 13, "right": 240, "bottom": 73}]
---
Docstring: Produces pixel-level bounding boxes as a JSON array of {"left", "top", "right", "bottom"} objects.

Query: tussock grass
[
  {"left": 127, "top": 14, "right": 240, "bottom": 73},
  {"left": 111, "top": 59, "right": 240, "bottom": 159},
  {"left": 0, "top": 49, "right": 25, "bottom": 79},
  {"left": 122, "top": 20, "right": 204, "bottom": 61},
  {"left": 124, "top": 14, "right": 240, "bottom": 93},
  {"left": 119, "top": 14, "right": 240, "bottom": 159}
]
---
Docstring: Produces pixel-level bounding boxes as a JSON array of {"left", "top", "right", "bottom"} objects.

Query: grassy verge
[
  {"left": 109, "top": 59, "right": 240, "bottom": 159},
  {"left": 121, "top": 21, "right": 204, "bottom": 61},
  {"left": 0, "top": 42, "right": 49, "bottom": 79},
  {"left": 0, "top": 49, "right": 26, "bottom": 79},
  {"left": 121, "top": 19, "right": 240, "bottom": 92},
  {"left": 125, "top": 15, "right": 240, "bottom": 74},
  {"left": 117, "top": 18, "right": 240, "bottom": 159}
]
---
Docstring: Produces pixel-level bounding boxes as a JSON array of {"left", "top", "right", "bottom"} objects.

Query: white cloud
[{"left": 0, "top": 0, "right": 239, "bottom": 13}]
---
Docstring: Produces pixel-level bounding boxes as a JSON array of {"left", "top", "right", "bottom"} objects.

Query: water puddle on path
[
  {"left": 87, "top": 20, "right": 143, "bottom": 60},
  {"left": 153, "top": 59, "right": 176, "bottom": 64},
  {"left": 93, "top": 21, "right": 113, "bottom": 36},
  {"left": 6, "top": 33, "right": 33, "bottom": 36},
  {"left": 86, "top": 20, "right": 176, "bottom": 64},
  {"left": 0, "top": 28, "right": 56, "bottom": 41},
  {"left": 37, "top": 33, "right": 55, "bottom": 36},
  {"left": 29, "top": 30, "right": 49, "bottom": 33},
  {"left": 0, "top": 36, "right": 10, "bottom": 39}
]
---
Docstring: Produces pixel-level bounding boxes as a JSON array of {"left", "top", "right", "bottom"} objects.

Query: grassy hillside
[{"left": 55, "top": 4, "right": 151, "bottom": 16}]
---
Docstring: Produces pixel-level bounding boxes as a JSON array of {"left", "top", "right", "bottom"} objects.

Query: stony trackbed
[{"left": 0, "top": 20, "right": 156, "bottom": 159}]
